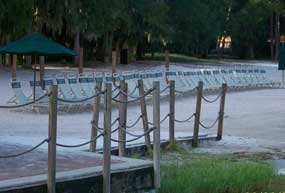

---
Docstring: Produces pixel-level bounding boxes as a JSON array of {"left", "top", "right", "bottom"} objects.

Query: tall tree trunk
[
  {"left": 249, "top": 46, "right": 255, "bottom": 59},
  {"left": 221, "top": 36, "right": 226, "bottom": 57},
  {"left": 74, "top": 31, "right": 80, "bottom": 65},
  {"left": 103, "top": 32, "right": 113, "bottom": 63},
  {"left": 275, "top": 14, "right": 280, "bottom": 61},
  {"left": 136, "top": 41, "right": 144, "bottom": 60},
  {"left": 270, "top": 14, "right": 274, "bottom": 60}
]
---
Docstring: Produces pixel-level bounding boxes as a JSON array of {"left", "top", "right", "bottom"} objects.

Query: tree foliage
[{"left": 0, "top": 0, "right": 284, "bottom": 60}]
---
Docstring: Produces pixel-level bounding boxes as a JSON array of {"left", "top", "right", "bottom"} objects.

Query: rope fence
[
  {"left": 57, "top": 91, "right": 104, "bottom": 103},
  {"left": 201, "top": 92, "right": 222, "bottom": 103},
  {"left": 0, "top": 79, "right": 227, "bottom": 193},
  {"left": 125, "top": 115, "right": 143, "bottom": 128},
  {"left": 174, "top": 113, "right": 195, "bottom": 123},
  {"left": 112, "top": 88, "right": 154, "bottom": 103},
  {"left": 56, "top": 134, "right": 104, "bottom": 148},
  {"left": 0, "top": 93, "right": 48, "bottom": 108},
  {"left": 110, "top": 127, "right": 156, "bottom": 143},
  {"left": 199, "top": 116, "right": 220, "bottom": 130},
  {"left": 0, "top": 138, "right": 49, "bottom": 158}
]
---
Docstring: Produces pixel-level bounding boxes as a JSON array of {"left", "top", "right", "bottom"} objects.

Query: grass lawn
[
  {"left": 143, "top": 53, "right": 222, "bottom": 64},
  {"left": 160, "top": 151, "right": 284, "bottom": 193}
]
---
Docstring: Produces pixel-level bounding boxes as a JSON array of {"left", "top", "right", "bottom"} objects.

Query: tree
[
  {"left": 229, "top": 0, "right": 273, "bottom": 58},
  {"left": 167, "top": 0, "right": 228, "bottom": 57}
]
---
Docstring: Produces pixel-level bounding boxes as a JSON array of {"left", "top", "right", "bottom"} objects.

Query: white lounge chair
[
  {"left": 67, "top": 75, "right": 86, "bottom": 99},
  {"left": 8, "top": 80, "right": 30, "bottom": 104},
  {"left": 79, "top": 75, "right": 94, "bottom": 97}
]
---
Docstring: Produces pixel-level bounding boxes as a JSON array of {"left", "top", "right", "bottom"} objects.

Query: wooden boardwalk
[{"left": 0, "top": 142, "right": 153, "bottom": 193}]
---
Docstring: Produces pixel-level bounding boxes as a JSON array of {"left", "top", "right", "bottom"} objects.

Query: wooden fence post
[
  {"left": 138, "top": 79, "right": 151, "bottom": 151},
  {"left": 217, "top": 83, "right": 227, "bottom": 140},
  {"left": 193, "top": 81, "right": 203, "bottom": 148},
  {"left": 118, "top": 80, "right": 128, "bottom": 156},
  {"left": 90, "top": 82, "right": 102, "bottom": 152},
  {"left": 48, "top": 85, "right": 58, "bottom": 193},
  {"left": 79, "top": 48, "right": 83, "bottom": 74},
  {"left": 153, "top": 81, "right": 161, "bottom": 189},
  {"left": 112, "top": 51, "right": 117, "bottom": 74},
  {"left": 103, "top": 83, "right": 112, "bottom": 193},
  {"left": 40, "top": 56, "right": 45, "bottom": 89},
  {"left": 12, "top": 55, "right": 17, "bottom": 80},
  {"left": 169, "top": 80, "right": 175, "bottom": 146}
]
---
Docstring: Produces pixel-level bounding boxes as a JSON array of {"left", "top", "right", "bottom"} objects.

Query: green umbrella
[
  {"left": 0, "top": 33, "right": 78, "bottom": 101},
  {"left": 0, "top": 32, "right": 78, "bottom": 56}
]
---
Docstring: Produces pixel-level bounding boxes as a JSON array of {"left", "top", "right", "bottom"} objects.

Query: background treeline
[{"left": 0, "top": 0, "right": 284, "bottom": 63}]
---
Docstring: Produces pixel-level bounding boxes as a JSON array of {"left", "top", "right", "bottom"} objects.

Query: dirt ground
[{"left": 0, "top": 60, "right": 284, "bottom": 155}]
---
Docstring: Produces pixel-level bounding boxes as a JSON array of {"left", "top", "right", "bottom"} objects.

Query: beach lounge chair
[
  {"left": 79, "top": 75, "right": 94, "bottom": 97},
  {"left": 122, "top": 71, "right": 139, "bottom": 97},
  {"left": 30, "top": 80, "right": 46, "bottom": 97},
  {"left": 56, "top": 76, "right": 74, "bottom": 100},
  {"left": 202, "top": 69, "right": 221, "bottom": 89},
  {"left": 221, "top": 70, "right": 240, "bottom": 88},
  {"left": 67, "top": 75, "right": 86, "bottom": 99},
  {"left": 166, "top": 70, "right": 188, "bottom": 92},
  {"left": 183, "top": 71, "right": 198, "bottom": 90},
  {"left": 8, "top": 80, "right": 30, "bottom": 104}
]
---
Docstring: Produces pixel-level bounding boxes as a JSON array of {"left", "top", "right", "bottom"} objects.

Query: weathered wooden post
[
  {"left": 90, "top": 82, "right": 103, "bottom": 152},
  {"left": 118, "top": 80, "right": 128, "bottom": 156},
  {"left": 165, "top": 50, "right": 169, "bottom": 70},
  {"left": 48, "top": 85, "right": 58, "bottom": 193},
  {"left": 5, "top": 54, "right": 10, "bottom": 67},
  {"left": 138, "top": 79, "right": 151, "bottom": 151},
  {"left": 169, "top": 80, "right": 175, "bottom": 146},
  {"left": 12, "top": 55, "right": 17, "bottom": 80},
  {"left": 79, "top": 48, "right": 83, "bottom": 74},
  {"left": 153, "top": 81, "right": 161, "bottom": 189},
  {"left": 112, "top": 51, "right": 117, "bottom": 74},
  {"left": 40, "top": 56, "right": 45, "bottom": 89},
  {"left": 217, "top": 83, "right": 227, "bottom": 140},
  {"left": 192, "top": 81, "right": 203, "bottom": 148},
  {"left": 103, "top": 83, "right": 112, "bottom": 193}
]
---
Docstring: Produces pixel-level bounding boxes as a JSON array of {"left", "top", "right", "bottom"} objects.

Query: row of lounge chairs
[{"left": 8, "top": 68, "right": 280, "bottom": 107}]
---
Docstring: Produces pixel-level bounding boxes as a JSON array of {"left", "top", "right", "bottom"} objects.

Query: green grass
[
  {"left": 143, "top": 53, "right": 222, "bottom": 64},
  {"left": 160, "top": 152, "right": 281, "bottom": 193}
]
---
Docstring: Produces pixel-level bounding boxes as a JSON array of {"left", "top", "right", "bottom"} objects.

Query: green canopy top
[{"left": 0, "top": 33, "right": 78, "bottom": 56}]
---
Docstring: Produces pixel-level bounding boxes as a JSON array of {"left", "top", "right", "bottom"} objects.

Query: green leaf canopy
[{"left": 0, "top": 33, "right": 78, "bottom": 56}]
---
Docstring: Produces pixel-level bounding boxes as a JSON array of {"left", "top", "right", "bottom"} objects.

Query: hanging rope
[
  {"left": 159, "top": 86, "right": 170, "bottom": 94},
  {"left": 0, "top": 93, "right": 48, "bottom": 109},
  {"left": 174, "top": 113, "right": 196, "bottom": 123},
  {"left": 117, "top": 86, "right": 143, "bottom": 99},
  {"left": 56, "top": 134, "right": 104, "bottom": 148},
  {"left": 112, "top": 88, "right": 154, "bottom": 103},
  {"left": 199, "top": 116, "right": 220, "bottom": 129},
  {"left": 201, "top": 92, "right": 222, "bottom": 103},
  {"left": 125, "top": 115, "right": 143, "bottom": 128},
  {"left": 120, "top": 126, "right": 155, "bottom": 138},
  {"left": 148, "top": 113, "right": 170, "bottom": 125},
  {"left": 110, "top": 127, "right": 156, "bottom": 143},
  {"left": 129, "top": 85, "right": 138, "bottom": 96},
  {"left": 0, "top": 138, "right": 49, "bottom": 159},
  {"left": 57, "top": 91, "right": 104, "bottom": 103}
]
